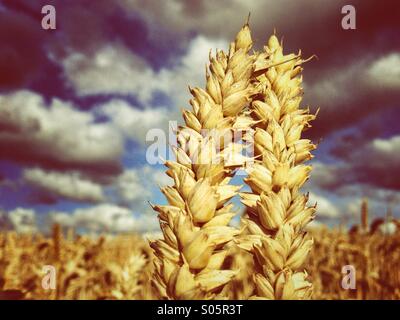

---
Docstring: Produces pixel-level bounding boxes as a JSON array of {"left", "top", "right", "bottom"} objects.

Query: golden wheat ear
[
  {"left": 149, "top": 22, "right": 261, "bottom": 300},
  {"left": 237, "top": 33, "right": 318, "bottom": 300},
  {"left": 361, "top": 198, "right": 369, "bottom": 234}
]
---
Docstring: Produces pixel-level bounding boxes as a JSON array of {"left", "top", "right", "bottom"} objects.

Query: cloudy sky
[{"left": 0, "top": 0, "right": 399, "bottom": 233}]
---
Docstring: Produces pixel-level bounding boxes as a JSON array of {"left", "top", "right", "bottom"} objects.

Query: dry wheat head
[
  {"left": 149, "top": 23, "right": 259, "bottom": 300},
  {"left": 238, "top": 34, "right": 317, "bottom": 299}
]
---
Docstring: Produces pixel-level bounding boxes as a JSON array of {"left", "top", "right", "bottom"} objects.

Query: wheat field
[{"left": 0, "top": 222, "right": 399, "bottom": 300}]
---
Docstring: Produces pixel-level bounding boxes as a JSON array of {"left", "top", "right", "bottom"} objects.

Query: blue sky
[{"left": 0, "top": 0, "right": 399, "bottom": 233}]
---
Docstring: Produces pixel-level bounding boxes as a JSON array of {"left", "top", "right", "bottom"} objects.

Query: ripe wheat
[
  {"left": 238, "top": 34, "right": 317, "bottom": 299},
  {"left": 148, "top": 20, "right": 320, "bottom": 300},
  {"left": 1, "top": 226, "right": 400, "bottom": 299},
  {"left": 149, "top": 22, "right": 258, "bottom": 300}
]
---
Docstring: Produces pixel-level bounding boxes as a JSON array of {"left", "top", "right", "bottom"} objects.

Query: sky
[{"left": 0, "top": 0, "right": 399, "bottom": 234}]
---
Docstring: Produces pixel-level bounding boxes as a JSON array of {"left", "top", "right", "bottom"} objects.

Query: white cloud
[
  {"left": 142, "top": 230, "right": 163, "bottom": 240},
  {"left": 62, "top": 44, "right": 154, "bottom": 101},
  {"left": 130, "top": 213, "right": 159, "bottom": 233},
  {"left": 111, "top": 165, "right": 171, "bottom": 207},
  {"left": 305, "top": 60, "right": 367, "bottom": 109},
  {"left": 156, "top": 36, "right": 228, "bottom": 109},
  {"left": 367, "top": 53, "right": 400, "bottom": 89},
  {"left": 8, "top": 208, "right": 37, "bottom": 234},
  {"left": 370, "top": 135, "right": 400, "bottom": 163},
  {"left": 309, "top": 192, "right": 339, "bottom": 219},
  {"left": 0, "top": 210, "right": 12, "bottom": 230},
  {"left": 62, "top": 36, "right": 228, "bottom": 109},
  {"left": 17, "top": 164, "right": 170, "bottom": 210},
  {"left": 62, "top": 36, "right": 228, "bottom": 152},
  {"left": 144, "top": 166, "right": 173, "bottom": 187},
  {"left": 305, "top": 53, "right": 400, "bottom": 114},
  {"left": 50, "top": 204, "right": 159, "bottom": 233},
  {"left": 73, "top": 204, "right": 135, "bottom": 233},
  {"left": 347, "top": 135, "right": 400, "bottom": 171},
  {"left": 310, "top": 161, "right": 343, "bottom": 190},
  {"left": 378, "top": 221, "right": 397, "bottom": 235},
  {"left": 49, "top": 211, "right": 75, "bottom": 228},
  {"left": 50, "top": 205, "right": 134, "bottom": 233},
  {"left": 61, "top": 34, "right": 231, "bottom": 153},
  {"left": 114, "top": 169, "right": 149, "bottom": 204},
  {"left": 23, "top": 168, "right": 105, "bottom": 203},
  {"left": 98, "top": 99, "right": 168, "bottom": 144},
  {"left": 346, "top": 198, "right": 363, "bottom": 219},
  {"left": 306, "top": 219, "right": 324, "bottom": 230},
  {"left": 0, "top": 90, "right": 123, "bottom": 170}
]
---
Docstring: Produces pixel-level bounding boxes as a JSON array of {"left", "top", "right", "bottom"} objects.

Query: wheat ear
[
  {"left": 52, "top": 223, "right": 62, "bottom": 261},
  {"left": 150, "top": 23, "right": 257, "bottom": 300},
  {"left": 238, "top": 34, "right": 317, "bottom": 299},
  {"left": 361, "top": 198, "right": 369, "bottom": 234}
]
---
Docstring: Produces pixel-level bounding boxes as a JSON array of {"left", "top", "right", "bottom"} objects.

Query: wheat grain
[
  {"left": 149, "top": 22, "right": 258, "bottom": 300},
  {"left": 237, "top": 34, "right": 317, "bottom": 299}
]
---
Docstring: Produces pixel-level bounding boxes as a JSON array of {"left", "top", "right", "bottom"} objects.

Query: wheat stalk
[
  {"left": 149, "top": 23, "right": 258, "bottom": 300},
  {"left": 361, "top": 198, "right": 369, "bottom": 233},
  {"left": 2, "top": 225, "right": 400, "bottom": 299},
  {"left": 52, "top": 223, "right": 62, "bottom": 261},
  {"left": 238, "top": 34, "right": 317, "bottom": 299}
]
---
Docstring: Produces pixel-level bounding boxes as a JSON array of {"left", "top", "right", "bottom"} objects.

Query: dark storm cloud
[
  {"left": 310, "top": 161, "right": 351, "bottom": 191},
  {"left": 330, "top": 124, "right": 382, "bottom": 160},
  {"left": 0, "top": 141, "right": 123, "bottom": 178},
  {"left": 0, "top": 90, "right": 124, "bottom": 179},
  {"left": 0, "top": 10, "right": 45, "bottom": 89},
  {"left": 1, "top": 0, "right": 183, "bottom": 68},
  {"left": 304, "top": 58, "right": 400, "bottom": 140},
  {"left": 125, "top": 0, "right": 399, "bottom": 68},
  {"left": 351, "top": 135, "right": 400, "bottom": 190},
  {"left": 2, "top": 0, "right": 399, "bottom": 126},
  {"left": 123, "top": 0, "right": 400, "bottom": 139},
  {"left": 312, "top": 133, "right": 400, "bottom": 193},
  {"left": 269, "top": 0, "right": 400, "bottom": 140},
  {"left": 329, "top": 107, "right": 400, "bottom": 160},
  {"left": 255, "top": 0, "right": 400, "bottom": 73},
  {"left": 26, "top": 189, "right": 58, "bottom": 205}
]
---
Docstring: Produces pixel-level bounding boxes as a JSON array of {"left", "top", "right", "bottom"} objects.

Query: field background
[{"left": 1, "top": 219, "right": 400, "bottom": 300}]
